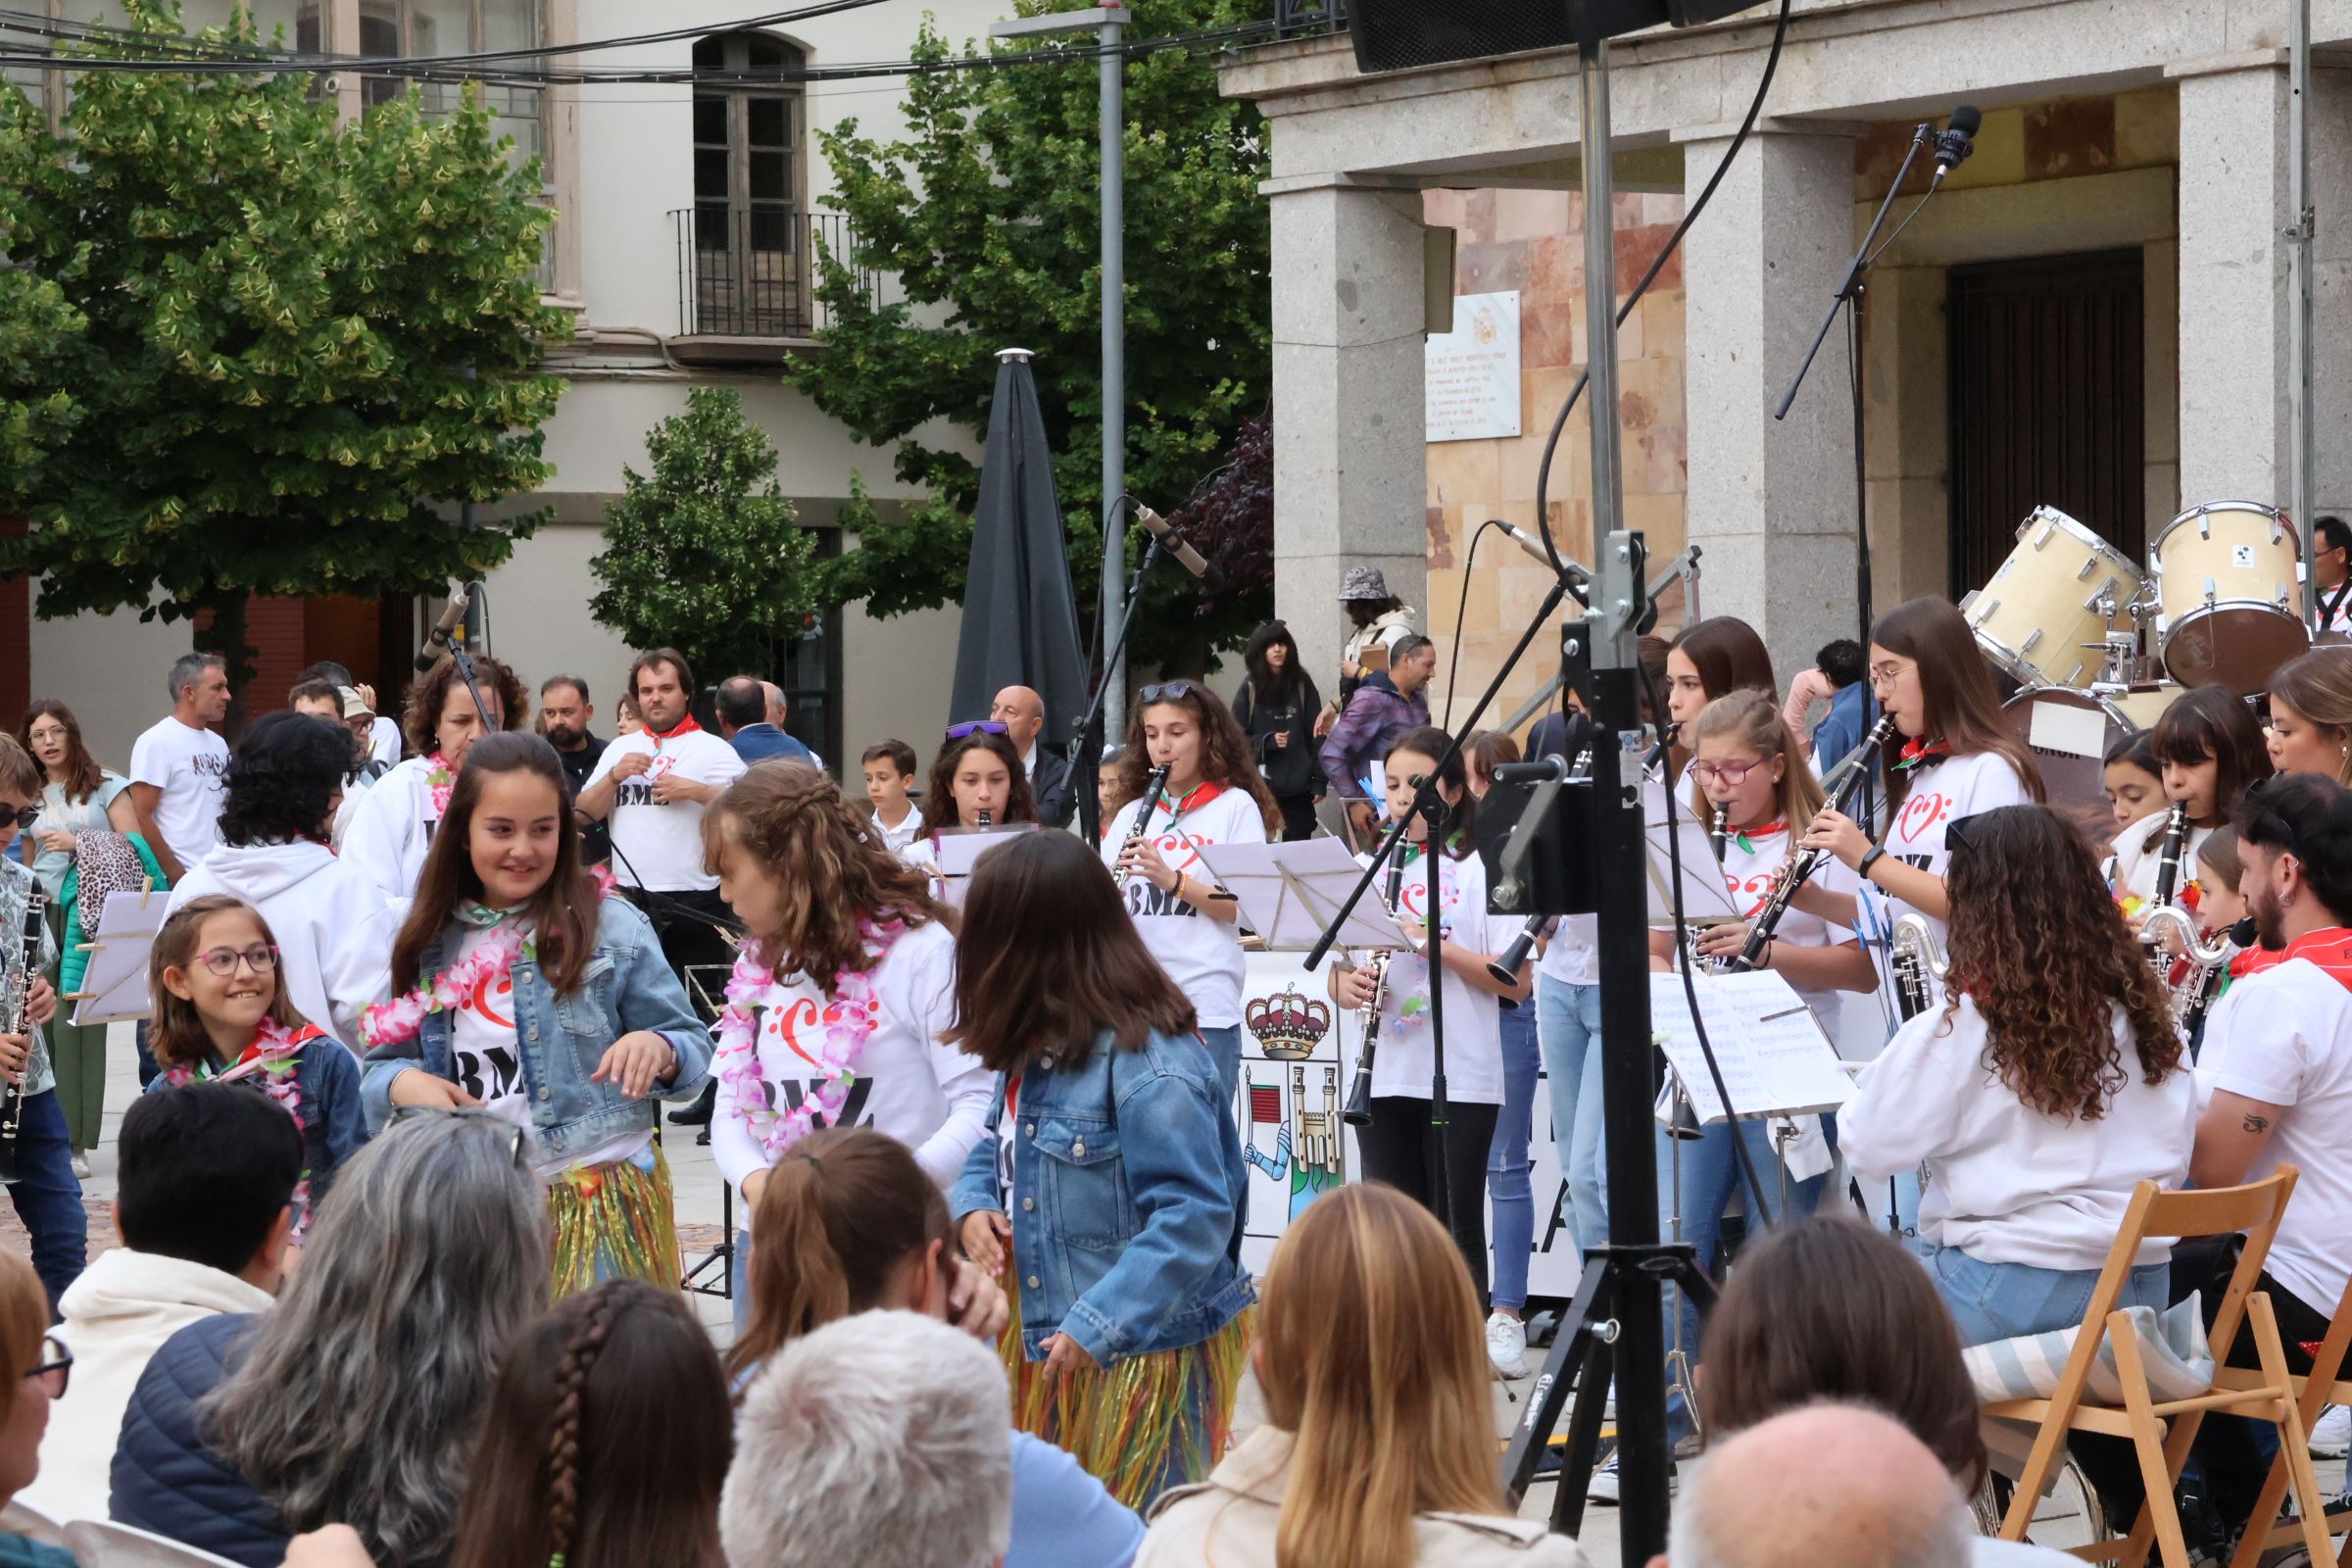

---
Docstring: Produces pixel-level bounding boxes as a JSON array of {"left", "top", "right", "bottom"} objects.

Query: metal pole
[
  {"left": 1579, "top": 37, "right": 1668, "bottom": 1568},
  {"left": 2289, "top": 0, "right": 2317, "bottom": 612},
  {"left": 1101, "top": 5, "right": 1130, "bottom": 736}
]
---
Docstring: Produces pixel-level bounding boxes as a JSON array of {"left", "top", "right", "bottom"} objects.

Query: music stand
[
  {"left": 1192, "top": 839, "right": 1420, "bottom": 954},
  {"left": 66, "top": 885, "right": 168, "bottom": 1026},
  {"left": 933, "top": 825, "right": 1039, "bottom": 907}
]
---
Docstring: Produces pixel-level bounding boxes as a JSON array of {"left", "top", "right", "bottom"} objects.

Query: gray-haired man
[{"left": 128, "top": 653, "right": 232, "bottom": 884}]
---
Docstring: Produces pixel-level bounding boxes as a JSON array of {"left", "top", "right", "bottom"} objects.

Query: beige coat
[{"left": 1137, "top": 1427, "right": 1592, "bottom": 1568}]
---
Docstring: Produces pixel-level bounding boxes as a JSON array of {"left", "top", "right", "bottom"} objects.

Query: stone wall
[{"left": 1421, "top": 187, "right": 1690, "bottom": 732}]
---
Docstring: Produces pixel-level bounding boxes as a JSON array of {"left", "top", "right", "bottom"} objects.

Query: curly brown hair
[
  {"left": 1941, "top": 804, "right": 2181, "bottom": 1120},
  {"left": 922, "top": 730, "right": 1039, "bottom": 831},
  {"left": 1111, "top": 680, "right": 1281, "bottom": 833},
  {"left": 404, "top": 654, "right": 529, "bottom": 760},
  {"left": 703, "top": 761, "right": 952, "bottom": 993}
]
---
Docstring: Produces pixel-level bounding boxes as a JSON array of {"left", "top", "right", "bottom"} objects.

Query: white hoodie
[
  {"left": 168, "top": 840, "right": 398, "bottom": 1050},
  {"left": 23, "top": 1249, "right": 274, "bottom": 1522}
]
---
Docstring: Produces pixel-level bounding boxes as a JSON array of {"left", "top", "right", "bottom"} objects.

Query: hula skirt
[
  {"left": 548, "top": 1143, "right": 680, "bottom": 1298},
  {"left": 998, "top": 1270, "right": 1255, "bottom": 1509}
]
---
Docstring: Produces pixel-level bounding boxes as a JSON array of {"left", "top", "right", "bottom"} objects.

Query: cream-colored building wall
[{"left": 25, "top": 595, "right": 205, "bottom": 767}]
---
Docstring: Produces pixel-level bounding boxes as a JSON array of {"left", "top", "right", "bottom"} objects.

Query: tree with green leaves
[
  {"left": 588, "top": 387, "right": 823, "bottom": 689},
  {"left": 795, "top": 0, "right": 1275, "bottom": 674},
  {"left": 0, "top": 0, "right": 566, "bottom": 683},
  {"left": 0, "top": 88, "right": 82, "bottom": 510}
]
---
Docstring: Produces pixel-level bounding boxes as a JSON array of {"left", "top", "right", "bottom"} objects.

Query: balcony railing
[
  {"left": 1274, "top": 0, "right": 1348, "bottom": 38},
  {"left": 670, "top": 204, "right": 874, "bottom": 342}
]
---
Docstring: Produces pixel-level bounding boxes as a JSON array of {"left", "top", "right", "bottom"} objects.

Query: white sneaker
[
  {"left": 1486, "top": 1311, "right": 1530, "bottom": 1379},
  {"left": 1587, "top": 1450, "right": 1620, "bottom": 1504},
  {"left": 2310, "top": 1403, "right": 2351, "bottom": 1457},
  {"left": 70, "top": 1152, "right": 89, "bottom": 1181}
]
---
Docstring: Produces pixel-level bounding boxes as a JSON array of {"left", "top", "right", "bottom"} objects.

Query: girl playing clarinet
[
  {"left": 2111, "top": 685, "right": 2273, "bottom": 909},
  {"left": 1326, "top": 726, "right": 1528, "bottom": 1301},
  {"left": 901, "top": 723, "right": 1040, "bottom": 881},
  {"left": 1102, "top": 681, "right": 1281, "bottom": 1100}
]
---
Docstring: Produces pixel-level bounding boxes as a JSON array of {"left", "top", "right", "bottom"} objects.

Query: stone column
[
  {"left": 1268, "top": 177, "right": 1430, "bottom": 689},
  {"left": 1678, "top": 126, "right": 1863, "bottom": 677},
  {"left": 2174, "top": 62, "right": 2290, "bottom": 509}
]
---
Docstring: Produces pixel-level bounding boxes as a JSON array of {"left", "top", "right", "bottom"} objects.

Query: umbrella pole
[{"left": 1068, "top": 527, "right": 1168, "bottom": 844}]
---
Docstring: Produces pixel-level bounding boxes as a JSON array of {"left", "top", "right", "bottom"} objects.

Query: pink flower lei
[
  {"left": 423, "top": 753, "right": 457, "bottom": 818},
  {"left": 363, "top": 920, "right": 528, "bottom": 1050},
  {"left": 712, "top": 916, "right": 906, "bottom": 1163}
]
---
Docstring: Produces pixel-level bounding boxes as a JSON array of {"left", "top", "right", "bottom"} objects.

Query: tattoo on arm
[{"left": 2242, "top": 1111, "right": 2271, "bottom": 1135}]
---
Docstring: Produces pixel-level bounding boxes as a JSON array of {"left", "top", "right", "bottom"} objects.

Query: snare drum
[
  {"left": 2150, "top": 501, "right": 2309, "bottom": 694},
  {"left": 2000, "top": 683, "right": 2180, "bottom": 839},
  {"left": 1962, "top": 507, "right": 2143, "bottom": 688}
]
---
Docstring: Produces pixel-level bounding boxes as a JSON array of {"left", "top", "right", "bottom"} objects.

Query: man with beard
[
  {"left": 2176, "top": 772, "right": 2352, "bottom": 1539},
  {"left": 539, "top": 675, "right": 609, "bottom": 864}
]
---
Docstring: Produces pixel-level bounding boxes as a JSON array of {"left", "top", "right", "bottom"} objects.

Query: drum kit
[{"left": 1964, "top": 500, "right": 2311, "bottom": 819}]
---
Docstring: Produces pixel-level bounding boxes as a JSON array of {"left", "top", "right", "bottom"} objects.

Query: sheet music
[
  {"left": 71, "top": 888, "right": 169, "bottom": 1026},
  {"left": 1649, "top": 970, "right": 1854, "bottom": 1122},
  {"left": 1193, "top": 839, "right": 1419, "bottom": 953}
]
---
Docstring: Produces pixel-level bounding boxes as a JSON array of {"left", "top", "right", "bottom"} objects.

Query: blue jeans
[
  {"left": 1659, "top": 1119, "right": 1827, "bottom": 1445},
  {"left": 731, "top": 1227, "right": 753, "bottom": 1335},
  {"left": 1536, "top": 976, "right": 1607, "bottom": 1254},
  {"left": 9, "top": 1089, "right": 85, "bottom": 1315},
  {"left": 1487, "top": 1004, "right": 1542, "bottom": 1313},
  {"left": 1198, "top": 1024, "right": 1241, "bottom": 1108},
  {"left": 1912, "top": 1239, "right": 2170, "bottom": 1347}
]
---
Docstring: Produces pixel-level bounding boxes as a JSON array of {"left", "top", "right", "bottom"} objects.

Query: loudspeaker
[{"left": 1348, "top": 0, "right": 1765, "bottom": 74}]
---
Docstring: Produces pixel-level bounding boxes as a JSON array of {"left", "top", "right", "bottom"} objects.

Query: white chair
[
  {"left": 62, "top": 1519, "right": 244, "bottom": 1568},
  {"left": 0, "top": 1498, "right": 68, "bottom": 1548}
]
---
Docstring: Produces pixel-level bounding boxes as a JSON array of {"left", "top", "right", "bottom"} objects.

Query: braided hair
[{"left": 449, "top": 1281, "right": 731, "bottom": 1568}]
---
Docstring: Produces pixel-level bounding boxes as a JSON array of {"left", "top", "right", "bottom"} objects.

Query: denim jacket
[
  {"left": 951, "top": 1026, "right": 1251, "bottom": 1365},
  {"left": 360, "top": 897, "right": 711, "bottom": 1162}
]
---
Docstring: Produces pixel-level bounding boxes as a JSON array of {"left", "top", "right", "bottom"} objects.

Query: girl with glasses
[
  {"left": 902, "top": 728, "right": 1040, "bottom": 882},
  {"left": 364, "top": 733, "right": 713, "bottom": 1297},
  {"left": 145, "top": 896, "right": 365, "bottom": 1243},
  {"left": 1102, "top": 681, "right": 1281, "bottom": 1100},
  {"left": 704, "top": 763, "right": 992, "bottom": 1335}
]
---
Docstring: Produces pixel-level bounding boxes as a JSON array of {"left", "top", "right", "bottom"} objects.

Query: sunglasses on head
[
  {"left": 1138, "top": 681, "right": 1199, "bottom": 704},
  {"left": 0, "top": 807, "right": 39, "bottom": 831},
  {"left": 944, "top": 720, "right": 1008, "bottom": 741}
]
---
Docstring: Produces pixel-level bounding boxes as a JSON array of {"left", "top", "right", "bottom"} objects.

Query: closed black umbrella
[{"left": 950, "top": 349, "right": 1089, "bottom": 742}]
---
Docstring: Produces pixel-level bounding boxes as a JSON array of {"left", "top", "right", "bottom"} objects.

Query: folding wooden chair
[
  {"left": 1982, "top": 1168, "right": 2335, "bottom": 1568},
  {"left": 2216, "top": 1264, "right": 2352, "bottom": 1567}
]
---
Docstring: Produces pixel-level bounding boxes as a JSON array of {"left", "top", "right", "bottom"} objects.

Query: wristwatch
[{"left": 1857, "top": 846, "right": 1886, "bottom": 883}]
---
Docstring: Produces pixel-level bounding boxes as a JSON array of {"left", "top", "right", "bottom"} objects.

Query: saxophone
[
  {"left": 2140, "top": 906, "right": 2238, "bottom": 1030},
  {"left": 1889, "top": 912, "right": 1949, "bottom": 1022},
  {"left": 0, "top": 889, "right": 48, "bottom": 1186}
]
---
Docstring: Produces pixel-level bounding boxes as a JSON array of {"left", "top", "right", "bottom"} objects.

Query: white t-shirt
[
  {"left": 585, "top": 729, "right": 747, "bottom": 893},
  {"left": 1841, "top": 995, "right": 2195, "bottom": 1271},
  {"left": 710, "top": 921, "right": 993, "bottom": 1222},
  {"left": 1100, "top": 784, "right": 1269, "bottom": 1029},
  {"left": 338, "top": 757, "right": 446, "bottom": 900},
  {"left": 2197, "top": 953, "right": 2352, "bottom": 1310},
  {"left": 1712, "top": 822, "right": 1861, "bottom": 1025},
  {"left": 2109, "top": 812, "right": 2212, "bottom": 909},
  {"left": 1352, "top": 847, "right": 1514, "bottom": 1105},
  {"left": 446, "top": 922, "right": 649, "bottom": 1177},
  {"left": 128, "top": 716, "right": 228, "bottom": 870},
  {"left": 1537, "top": 913, "right": 1599, "bottom": 988},
  {"left": 1882, "top": 751, "right": 2035, "bottom": 950},
  {"left": 368, "top": 715, "right": 402, "bottom": 766},
  {"left": 877, "top": 801, "right": 925, "bottom": 855}
]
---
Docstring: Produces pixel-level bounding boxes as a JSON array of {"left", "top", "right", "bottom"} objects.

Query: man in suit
[
  {"left": 716, "top": 675, "right": 820, "bottom": 770},
  {"left": 991, "top": 684, "right": 1075, "bottom": 828}
]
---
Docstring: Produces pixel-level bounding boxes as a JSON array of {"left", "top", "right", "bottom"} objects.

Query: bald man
[
  {"left": 1656, "top": 1404, "right": 1981, "bottom": 1568},
  {"left": 991, "top": 684, "right": 1074, "bottom": 828}
]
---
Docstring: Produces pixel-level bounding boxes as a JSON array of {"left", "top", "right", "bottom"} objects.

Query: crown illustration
[{"left": 1246, "top": 986, "right": 1332, "bottom": 1060}]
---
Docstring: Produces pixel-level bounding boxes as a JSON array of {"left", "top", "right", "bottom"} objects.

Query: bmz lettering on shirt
[
  {"left": 1125, "top": 828, "right": 1214, "bottom": 918},
  {"left": 752, "top": 1074, "right": 876, "bottom": 1129},
  {"left": 455, "top": 1044, "right": 520, "bottom": 1102},
  {"left": 615, "top": 755, "right": 682, "bottom": 809}
]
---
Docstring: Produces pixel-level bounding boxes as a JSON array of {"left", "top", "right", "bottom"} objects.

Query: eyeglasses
[
  {"left": 25, "top": 1336, "right": 69, "bottom": 1398},
  {"left": 944, "top": 720, "right": 1008, "bottom": 740},
  {"left": 389, "top": 1104, "right": 532, "bottom": 1168},
  {"left": 0, "top": 807, "right": 39, "bottom": 831},
  {"left": 1868, "top": 662, "right": 1911, "bottom": 690},
  {"left": 193, "top": 945, "right": 278, "bottom": 978},
  {"left": 1138, "top": 681, "right": 1199, "bottom": 704},
  {"left": 1689, "top": 759, "right": 1769, "bottom": 786}
]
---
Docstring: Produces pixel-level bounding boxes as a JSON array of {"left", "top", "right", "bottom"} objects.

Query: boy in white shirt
[{"left": 861, "top": 739, "right": 925, "bottom": 855}]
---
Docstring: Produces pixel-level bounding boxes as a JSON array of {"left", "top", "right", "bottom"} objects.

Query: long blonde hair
[
  {"left": 1685, "top": 689, "right": 1826, "bottom": 830},
  {"left": 1257, "top": 1186, "right": 1502, "bottom": 1568}
]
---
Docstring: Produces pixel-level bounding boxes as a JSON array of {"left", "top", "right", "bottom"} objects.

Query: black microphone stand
[
  {"left": 1776, "top": 120, "right": 1947, "bottom": 660},
  {"left": 1067, "top": 500, "right": 1164, "bottom": 847}
]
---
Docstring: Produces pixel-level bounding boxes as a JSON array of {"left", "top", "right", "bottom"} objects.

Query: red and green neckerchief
[
  {"left": 1728, "top": 819, "right": 1787, "bottom": 856},
  {"left": 1893, "top": 736, "right": 1950, "bottom": 773}
]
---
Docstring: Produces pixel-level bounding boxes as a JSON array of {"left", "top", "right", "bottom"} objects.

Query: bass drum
[
  {"left": 2149, "top": 501, "right": 2309, "bottom": 695},
  {"left": 2001, "top": 684, "right": 2180, "bottom": 842}
]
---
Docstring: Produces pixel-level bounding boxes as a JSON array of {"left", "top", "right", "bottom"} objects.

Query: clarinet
[
  {"left": 1343, "top": 824, "right": 1409, "bottom": 1128},
  {"left": 1718, "top": 714, "right": 1899, "bottom": 973},
  {"left": 1117, "top": 763, "right": 1173, "bottom": 883},
  {"left": 1708, "top": 802, "right": 1731, "bottom": 863},
  {"left": 2150, "top": 803, "right": 2188, "bottom": 912},
  {"left": 0, "top": 890, "right": 48, "bottom": 1187}
]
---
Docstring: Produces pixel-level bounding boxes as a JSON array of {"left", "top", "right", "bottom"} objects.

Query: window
[
  {"left": 688, "top": 30, "right": 808, "bottom": 336},
  {"left": 359, "top": 0, "right": 543, "bottom": 175}
]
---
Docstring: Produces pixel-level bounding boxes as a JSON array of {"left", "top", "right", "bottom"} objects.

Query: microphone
[
  {"left": 1491, "top": 754, "right": 1572, "bottom": 786},
  {"left": 1488, "top": 519, "right": 1594, "bottom": 588},
  {"left": 1930, "top": 104, "right": 1981, "bottom": 186},
  {"left": 1134, "top": 505, "right": 1226, "bottom": 590},
  {"left": 414, "top": 587, "right": 471, "bottom": 671}
]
